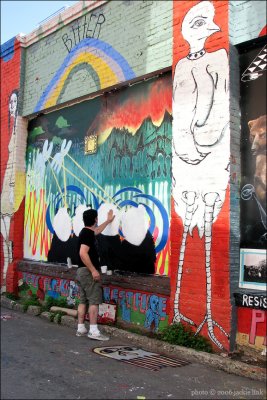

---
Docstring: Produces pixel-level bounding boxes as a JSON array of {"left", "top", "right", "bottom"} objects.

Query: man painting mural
[{"left": 76, "top": 208, "right": 115, "bottom": 340}]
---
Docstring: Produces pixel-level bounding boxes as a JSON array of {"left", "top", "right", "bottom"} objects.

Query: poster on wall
[
  {"left": 239, "top": 38, "right": 266, "bottom": 252},
  {"left": 239, "top": 248, "right": 266, "bottom": 291}
]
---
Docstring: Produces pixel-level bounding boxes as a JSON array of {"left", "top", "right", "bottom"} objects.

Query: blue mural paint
[
  {"left": 46, "top": 184, "right": 87, "bottom": 233},
  {"left": 133, "top": 193, "right": 169, "bottom": 252},
  {"left": 34, "top": 38, "right": 136, "bottom": 112},
  {"left": 0, "top": 37, "right": 15, "bottom": 62}
]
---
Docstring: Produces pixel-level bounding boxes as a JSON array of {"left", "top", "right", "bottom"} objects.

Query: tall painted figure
[
  {"left": 172, "top": 1, "right": 230, "bottom": 349},
  {"left": 1, "top": 89, "right": 19, "bottom": 292}
]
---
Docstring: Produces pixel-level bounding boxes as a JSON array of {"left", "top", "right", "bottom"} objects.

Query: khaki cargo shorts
[{"left": 76, "top": 267, "right": 103, "bottom": 305}]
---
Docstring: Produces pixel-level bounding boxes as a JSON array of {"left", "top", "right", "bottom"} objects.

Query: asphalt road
[{"left": 1, "top": 308, "right": 266, "bottom": 400}]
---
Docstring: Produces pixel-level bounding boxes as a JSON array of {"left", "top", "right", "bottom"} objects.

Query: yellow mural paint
[
  {"left": 98, "top": 127, "right": 113, "bottom": 145},
  {"left": 98, "top": 125, "right": 140, "bottom": 145},
  {"left": 164, "top": 252, "right": 169, "bottom": 275},
  {"left": 14, "top": 171, "right": 26, "bottom": 212},
  {"left": 44, "top": 52, "right": 119, "bottom": 109},
  {"left": 156, "top": 252, "right": 163, "bottom": 275}
]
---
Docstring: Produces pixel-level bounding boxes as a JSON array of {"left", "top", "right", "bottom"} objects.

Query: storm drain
[{"left": 93, "top": 345, "right": 190, "bottom": 371}]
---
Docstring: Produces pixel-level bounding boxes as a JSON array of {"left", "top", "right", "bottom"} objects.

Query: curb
[
  {"left": 101, "top": 325, "right": 266, "bottom": 382},
  {"left": 1, "top": 296, "right": 266, "bottom": 382}
]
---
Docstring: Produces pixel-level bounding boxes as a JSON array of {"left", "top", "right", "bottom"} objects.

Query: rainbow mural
[{"left": 34, "top": 38, "right": 136, "bottom": 112}]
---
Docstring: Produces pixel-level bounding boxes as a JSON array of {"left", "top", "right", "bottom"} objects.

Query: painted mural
[
  {"left": 24, "top": 74, "right": 172, "bottom": 275},
  {"left": 1, "top": 38, "right": 25, "bottom": 292},
  {"left": 19, "top": 272, "right": 79, "bottom": 305},
  {"left": 33, "top": 37, "right": 136, "bottom": 113},
  {"left": 171, "top": 1, "right": 230, "bottom": 350},
  {"left": 236, "top": 307, "right": 266, "bottom": 353},
  {"left": 103, "top": 286, "right": 168, "bottom": 331},
  {"left": 240, "top": 40, "right": 266, "bottom": 252},
  {"left": 22, "top": 1, "right": 173, "bottom": 116},
  {"left": 19, "top": 272, "right": 169, "bottom": 331},
  {"left": 1, "top": 90, "right": 18, "bottom": 287}
]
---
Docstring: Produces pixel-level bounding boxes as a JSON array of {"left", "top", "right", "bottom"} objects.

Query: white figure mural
[
  {"left": 97, "top": 203, "right": 121, "bottom": 237},
  {"left": 33, "top": 140, "right": 53, "bottom": 196},
  {"left": 52, "top": 201, "right": 149, "bottom": 249},
  {"left": 172, "top": 1, "right": 230, "bottom": 349},
  {"left": 30, "top": 138, "right": 70, "bottom": 197},
  {"left": 29, "top": 138, "right": 73, "bottom": 237},
  {"left": 120, "top": 205, "right": 149, "bottom": 246},
  {"left": 1, "top": 90, "right": 19, "bottom": 291}
]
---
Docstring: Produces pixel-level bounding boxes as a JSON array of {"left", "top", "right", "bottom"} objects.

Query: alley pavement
[{"left": 1, "top": 307, "right": 266, "bottom": 400}]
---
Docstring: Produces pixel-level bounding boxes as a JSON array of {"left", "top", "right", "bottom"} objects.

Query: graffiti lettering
[
  {"left": 103, "top": 286, "right": 167, "bottom": 320},
  {"left": 60, "top": 279, "right": 70, "bottom": 296},
  {"left": 126, "top": 291, "right": 134, "bottom": 305},
  {"left": 241, "top": 294, "right": 267, "bottom": 310},
  {"left": 62, "top": 13, "right": 105, "bottom": 53},
  {"left": 134, "top": 293, "right": 142, "bottom": 311},
  {"left": 249, "top": 310, "right": 266, "bottom": 345},
  {"left": 20, "top": 273, "right": 168, "bottom": 329},
  {"left": 21, "top": 273, "right": 79, "bottom": 303}
]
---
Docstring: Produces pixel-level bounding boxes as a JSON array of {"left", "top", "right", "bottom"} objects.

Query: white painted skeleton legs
[
  {"left": 173, "top": 191, "right": 196, "bottom": 326},
  {"left": 195, "top": 193, "right": 229, "bottom": 350},
  {"left": 173, "top": 192, "right": 229, "bottom": 349}
]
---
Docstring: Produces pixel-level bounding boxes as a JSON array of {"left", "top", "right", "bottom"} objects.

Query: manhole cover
[{"left": 93, "top": 345, "right": 190, "bottom": 371}]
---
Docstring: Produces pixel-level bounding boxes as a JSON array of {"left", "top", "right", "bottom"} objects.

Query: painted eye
[{"left": 192, "top": 19, "right": 206, "bottom": 28}]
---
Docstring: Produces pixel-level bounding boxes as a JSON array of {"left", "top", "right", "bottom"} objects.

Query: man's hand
[
  {"left": 92, "top": 269, "right": 100, "bottom": 281},
  {"left": 94, "top": 208, "right": 116, "bottom": 235},
  {"left": 107, "top": 209, "right": 115, "bottom": 223}
]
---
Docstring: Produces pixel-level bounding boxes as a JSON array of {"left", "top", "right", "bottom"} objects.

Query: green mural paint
[{"left": 24, "top": 74, "right": 172, "bottom": 275}]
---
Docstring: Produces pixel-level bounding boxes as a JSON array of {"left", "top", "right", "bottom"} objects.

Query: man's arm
[{"left": 79, "top": 244, "right": 100, "bottom": 281}]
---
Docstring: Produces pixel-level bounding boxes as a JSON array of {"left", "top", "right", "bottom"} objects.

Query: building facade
[{"left": 1, "top": 0, "right": 266, "bottom": 354}]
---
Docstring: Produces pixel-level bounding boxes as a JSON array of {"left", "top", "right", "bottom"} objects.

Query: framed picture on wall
[
  {"left": 239, "top": 248, "right": 266, "bottom": 290},
  {"left": 239, "top": 37, "right": 266, "bottom": 250}
]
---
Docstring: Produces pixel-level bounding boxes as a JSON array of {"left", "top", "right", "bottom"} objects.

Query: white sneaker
[
  {"left": 76, "top": 327, "right": 88, "bottom": 336},
  {"left": 88, "top": 332, "right": 109, "bottom": 341}
]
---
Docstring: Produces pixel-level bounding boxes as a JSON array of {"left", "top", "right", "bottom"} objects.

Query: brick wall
[
  {"left": 1, "top": 0, "right": 265, "bottom": 353},
  {"left": 229, "top": 0, "right": 267, "bottom": 45},
  {"left": 171, "top": 1, "right": 231, "bottom": 352},
  {"left": 22, "top": 0, "right": 172, "bottom": 116}
]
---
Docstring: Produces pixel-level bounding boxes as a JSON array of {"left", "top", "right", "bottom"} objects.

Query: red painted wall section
[
  {"left": 259, "top": 25, "right": 267, "bottom": 37},
  {"left": 171, "top": 1, "right": 231, "bottom": 352},
  {"left": 0, "top": 38, "right": 24, "bottom": 293},
  {"left": 237, "top": 308, "right": 266, "bottom": 349}
]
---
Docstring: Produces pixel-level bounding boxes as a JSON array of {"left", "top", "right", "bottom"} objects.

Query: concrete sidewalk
[{"left": 1, "top": 295, "right": 266, "bottom": 383}]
